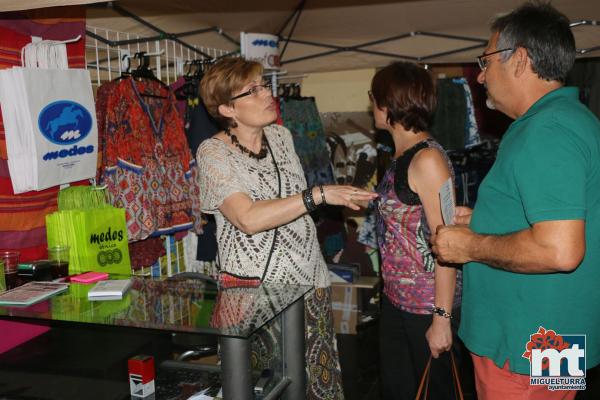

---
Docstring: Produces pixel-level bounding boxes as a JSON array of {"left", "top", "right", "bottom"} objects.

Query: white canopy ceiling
[
  {"left": 3, "top": 0, "right": 600, "bottom": 73},
  {"left": 0, "top": 0, "right": 102, "bottom": 12}
]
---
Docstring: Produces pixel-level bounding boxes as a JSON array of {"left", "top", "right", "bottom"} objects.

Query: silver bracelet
[{"left": 319, "top": 185, "right": 326, "bottom": 205}]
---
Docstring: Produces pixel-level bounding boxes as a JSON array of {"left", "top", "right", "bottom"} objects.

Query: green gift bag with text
[
  {"left": 47, "top": 206, "right": 131, "bottom": 275},
  {"left": 80, "top": 207, "right": 131, "bottom": 274}
]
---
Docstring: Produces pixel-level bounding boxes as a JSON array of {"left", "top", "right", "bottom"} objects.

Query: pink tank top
[{"left": 375, "top": 140, "right": 461, "bottom": 314}]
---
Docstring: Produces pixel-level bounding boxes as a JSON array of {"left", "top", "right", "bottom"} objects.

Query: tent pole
[
  {"left": 279, "top": 30, "right": 487, "bottom": 65},
  {"left": 214, "top": 28, "right": 240, "bottom": 47},
  {"left": 578, "top": 45, "right": 600, "bottom": 55},
  {"left": 570, "top": 20, "right": 598, "bottom": 27},
  {"left": 172, "top": 27, "right": 221, "bottom": 38},
  {"left": 419, "top": 43, "right": 487, "bottom": 62},
  {"left": 282, "top": 38, "right": 340, "bottom": 50},
  {"left": 282, "top": 49, "right": 345, "bottom": 65},
  {"left": 107, "top": 2, "right": 214, "bottom": 58},
  {"left": 279, "top": 0, "right": 306, "bottom": 61},
  {"left": 416, "top": 31, "right": 487, "bottom": 44},
  {"left": 110, "top": 28, "right": 216, "bottom": 47},
  {"left": 281, "top": 36, "right": 420, "bottom": 63},
  {"left": 349, "top": 33, "right": 414, "bottom": 49},
  {"left": 353, "top": 48, "right": 418, "bottom": 60},
  {"left": 279, "top": 31, "right": 483, "bottom": 54},
  {"left": 86, "top": 29, "right": 112, "bottom": 46},
  {"left": 570, "top": 20, "right": 600, "bottom": 55},
  {"left": 277, "top": 0, "right": 304, "bottom": 37},
  {"left": 282, "top": 47, "right": 419, "bottom": 65}
]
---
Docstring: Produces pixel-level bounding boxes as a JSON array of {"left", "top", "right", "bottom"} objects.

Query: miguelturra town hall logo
[{"left": 523, "top": 326, "right": 586, "bottom": 391}]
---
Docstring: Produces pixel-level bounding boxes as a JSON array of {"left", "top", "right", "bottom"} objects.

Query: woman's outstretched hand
[{"left": 314, "top": 185, "right": 378, "bottom": 210}]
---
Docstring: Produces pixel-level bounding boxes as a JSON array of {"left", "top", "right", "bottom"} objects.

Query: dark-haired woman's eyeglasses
[
  {"left": 230, "top": 83, "right": 272, "bottom": 101},
  {"left": 476, "top": 48, "right": 514, "bottom": 71},
  {"left": 368, "top": 90, "right": 374, "bottom": 102}
]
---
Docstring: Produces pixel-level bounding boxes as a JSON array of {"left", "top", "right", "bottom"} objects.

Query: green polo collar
[{"left": 517, "top": 86, "right": 579, "bottom": 122}]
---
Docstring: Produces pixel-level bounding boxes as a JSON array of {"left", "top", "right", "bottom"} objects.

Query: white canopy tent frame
[
  {"left": 82, "top": 1, "right": 600, "bottom": 72},
  {"left": 2, "top": 0, "right": 599, "bottom": 73}
]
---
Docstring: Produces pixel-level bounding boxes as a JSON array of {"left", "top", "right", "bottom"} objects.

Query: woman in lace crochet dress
[{"left": 196, "top": 57, "right": 377, "bottom": 399}]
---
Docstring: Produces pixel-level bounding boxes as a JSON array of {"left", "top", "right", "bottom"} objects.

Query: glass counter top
[{"left": 0, "top": 275, "right": 312, "bottom": 339}]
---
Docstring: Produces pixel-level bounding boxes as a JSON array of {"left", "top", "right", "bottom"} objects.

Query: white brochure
[{"left": 439, "top": 177, "right": 455, "bottom": 226}]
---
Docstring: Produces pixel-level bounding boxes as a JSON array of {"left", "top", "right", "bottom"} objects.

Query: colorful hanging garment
[
  {"left": 453, "top": 77, "right": 481, "bottom": 147},
  {"left": 97, "top": 77, "right": 202, "bottom": 241},
  {"left": 431, "top": 78, "right": 468, "bottom": 151},
  {"left": 279, "top": 97, "right": 334, "bottom": 187}
]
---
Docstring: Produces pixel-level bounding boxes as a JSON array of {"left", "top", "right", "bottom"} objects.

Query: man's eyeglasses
[
  {"left": 230, "top": 83, "right": 272, "bottom": 101},
  {"left": 476, "top": 48, "right": 514, "bottom": 71}
]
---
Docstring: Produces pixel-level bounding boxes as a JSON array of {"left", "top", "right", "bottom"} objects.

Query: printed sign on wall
[{"left": 241, "top": 32, "right": 280, "bottom": 70}]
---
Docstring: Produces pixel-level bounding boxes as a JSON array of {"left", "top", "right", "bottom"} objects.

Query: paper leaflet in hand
[{"left": 439, "top": 177, "right": 455, "bottom": 226}]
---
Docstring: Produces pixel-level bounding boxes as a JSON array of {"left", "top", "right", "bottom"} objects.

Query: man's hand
[
  {"left": 432, "top": 224, "right": 478, "bottom": 264},
  {"left": 425, "top": 318, "right": 452, "bottom": 358},
  {"left": 454, "top": 206, "right": 473, "bottom": 225}
]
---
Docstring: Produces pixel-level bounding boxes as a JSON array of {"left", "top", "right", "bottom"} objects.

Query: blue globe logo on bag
[{"left": 38, "top": 100, "right": 93, "bottom": 145}]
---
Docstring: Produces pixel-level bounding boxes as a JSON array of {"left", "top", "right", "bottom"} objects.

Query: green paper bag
[
  {"left": 79, "top": 207, "right": 131, "bottom": 274},
  {"left": 47, "top": 206, "right": 131, "bottom": 275}
]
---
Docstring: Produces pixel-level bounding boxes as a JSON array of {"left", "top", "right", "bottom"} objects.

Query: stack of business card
[{"left": 87, "top": 279, "right": 132, "bottom": 301}]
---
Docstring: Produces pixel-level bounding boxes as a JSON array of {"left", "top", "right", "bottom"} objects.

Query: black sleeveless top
[{"left": 393, "top": 140, "right": 434, "bottom": 206}]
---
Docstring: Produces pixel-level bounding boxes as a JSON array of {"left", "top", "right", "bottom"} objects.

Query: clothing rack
[
  {"left": 85, "top": 26, "right": 232, "bottom": 87},
  {"left": 277, "top": 82, "right": 302, "bottom": 98},
  {"left": 181, "top": 58, "right": 215, "bottom": 78},
  {"left": 265, "top": 70, "right": 308, "bottom": 98},
  {"left": 120, "top": 50, "right": 164, "bottom": 73},
  {"left": 85, "top": 1, "right": 239, "bottom": 61},
  {"left": 84, "top": 1, "right": 242, "bottom": 87},
  {"left": 49, "top": 34, "right": 81, "bottom": 45}
]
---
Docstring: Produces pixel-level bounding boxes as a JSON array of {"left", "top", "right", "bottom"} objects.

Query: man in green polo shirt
[{"left": 432, "top": 2, "right": 600, "bottom": 399}]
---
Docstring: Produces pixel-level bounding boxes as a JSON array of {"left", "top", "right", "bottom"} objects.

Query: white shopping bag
[
  {"left": 0, "top": 67, "right": 98, "bottom": 193},
  {"left": 0, "top": 68, "right": 36, "bottom": 192}
]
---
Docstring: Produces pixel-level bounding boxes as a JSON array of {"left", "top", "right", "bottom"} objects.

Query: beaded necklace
[{"left": 224, "top": 127, "right": 268, "bottom": 160}]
